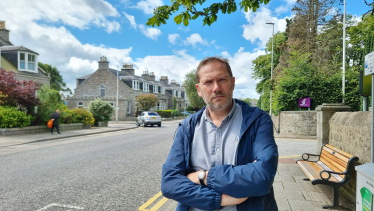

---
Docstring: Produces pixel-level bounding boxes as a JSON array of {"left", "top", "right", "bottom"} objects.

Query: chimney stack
[
  {"left": 149, "top": 72, "right": 155, "bottom": 81},
  {"left": 160, "top": 76, "right": 169, "bottom": 85},
  {"left": 142, "top": 69, "right": 150, "bottom": 80},
  {"left": 121, "top": 63, "right": 134, "bottom": 75},
  {"left": 98, "top": 56, "right": 109, "bottom": 69},
  {"left": 0, "top": 21, "right": 10, "bottom": 42},
  {"left": 170, "top": 79, "right": 177, "bottom": 86}
]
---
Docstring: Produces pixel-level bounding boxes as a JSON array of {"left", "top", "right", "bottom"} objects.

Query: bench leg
[
  {"left": 303, "top": 178, "right": 310, "bottom": 181},
  {"left": 322, "top": 186, "right": 349, "bottom": 210}
]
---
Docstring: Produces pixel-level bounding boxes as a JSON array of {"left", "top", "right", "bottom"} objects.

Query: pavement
[{"left": 0, "top": 121, "right": 355, "bottom": 211}]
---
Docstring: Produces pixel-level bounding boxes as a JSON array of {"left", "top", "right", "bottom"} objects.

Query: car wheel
[
  {"left": 136, "top": 121, "right": 140, "bottom": 127},
  {"left": 142, "top": 121, "right": 146, "bottom": 127},
  {"left": 158, "top": 123, "right": 161, "bottom": 127}
]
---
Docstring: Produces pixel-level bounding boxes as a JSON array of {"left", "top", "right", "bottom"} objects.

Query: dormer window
[
  {"left": 153, "top": 85, "right": 158, "bottom": 93},
  {"left": 18, "top": 52, "right": 37, "bottom": 72},
  {"left": 143, "top": 83, "right": 149, "bottom": 92},
  {"left": 161, "top": 87, "right": 165, "bottom": 95},
  {"left": 133, "top": 80, "right": 139, "bottom": 90},
  {"left": 173, "top": 90, "right": 177, "bottom": 97},
  {"left": 178, "top": 91, "right": 181, "bottom": 98}
]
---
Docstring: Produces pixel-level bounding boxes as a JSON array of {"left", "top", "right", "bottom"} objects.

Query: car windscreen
[{"left": 148, "top": 113, "right": 158, "bottom": 116}]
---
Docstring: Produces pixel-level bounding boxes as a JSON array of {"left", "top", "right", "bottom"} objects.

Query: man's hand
[
  {"left": 187, "top": 171, "right": 201, "bottom": 185},
  {"left": 221, "top": 194, "right": 248, "bottom": 206},
  {"left": 187, "top": 170, "right": 208, "bottom": 185}
]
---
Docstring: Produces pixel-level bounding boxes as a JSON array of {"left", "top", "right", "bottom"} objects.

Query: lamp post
[
  {"left": 116, "top": 66, "right": 119, "bottom": 123},
  {"left": 266, "top": 22, "right": 274, "bottom": 116}
]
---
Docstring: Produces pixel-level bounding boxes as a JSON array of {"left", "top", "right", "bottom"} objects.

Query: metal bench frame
[{"left": 296, "top": 144, "right": 359, "bottom": 209}]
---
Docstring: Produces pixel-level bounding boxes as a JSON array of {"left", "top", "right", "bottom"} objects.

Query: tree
[
  {"left": 146, "top": 0, "right": 271, "bottom": 27},
  {"left": 240, "top": 98, "right": 252, "bottom": 106},
  {"left": 89, "top": 98, "right": 115, "bottom": 122},
  {"left": 38, "top": 62, "right": 72, "bottom": 94},
  {"left": 184, "top": 70, "right": 206, "bottom": 110},
  {"left": 0, "top": 68, "right": 39, "bottom": 111},
  {"left": 173, "top": 97, "right": 177, "bottom": 110},
  {"left": 135, "top": 94, "right": 159, "bottom": 111},
  {"left": 35, "top": 85, "right": 64, "bottom": 125}
]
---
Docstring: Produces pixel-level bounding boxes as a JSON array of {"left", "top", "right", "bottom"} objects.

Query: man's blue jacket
[{"left": 161, "top": 99, "right": 279, "bottom": 211}]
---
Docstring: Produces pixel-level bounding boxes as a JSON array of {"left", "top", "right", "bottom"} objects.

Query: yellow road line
[
  {"left": 279, "top": 155, "right": 301, "bottom": 158},
  {"left": 139, "top": 191, "right": 168, "bottom": 211}
]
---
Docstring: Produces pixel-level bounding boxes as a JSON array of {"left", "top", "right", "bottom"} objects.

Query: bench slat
[
  {"left": 320, "top": 153, "right": 347, "bottom": 173},
  {"left": 325, "top": 144, "right": 353, "bottom": 158},
  {"left": 297, "top": 161, "right": 341, "bottom": 183},
  {"left": 323, "top": 147, "right": 350, "bottom": 163},
  {"left": 317, "top": 161, "right": 344, "bottom": 182},
  {"left": 321, "top": 150, "right": 348, "bottom": 169}
]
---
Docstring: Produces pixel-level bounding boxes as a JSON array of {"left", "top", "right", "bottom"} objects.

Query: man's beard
[{"left": 201, "top": 91, "right": 233, "bottom": 112}]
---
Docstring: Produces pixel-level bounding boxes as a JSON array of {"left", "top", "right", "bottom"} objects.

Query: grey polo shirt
[{"left": 189, "top": 100, "right": 243, "bottom": 211}]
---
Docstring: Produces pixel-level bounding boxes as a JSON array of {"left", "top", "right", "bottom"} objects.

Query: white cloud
[
  {"left": 168, "top": 34, "right": 180, "bottom": 45},
  {"left": 178, "top": 27, "right": 190, "bottom": 32},
  {"left": 123, "top": 12, "right": 162, "bottom": 40},
  {"left": 275, "top": 6, "right": 288, "bottom": 15},
  {"left": 283, "top": 0, "right": 296, "bottom": 5},
  {"left": 132, "top": 0, "right": 164, "bottom": 15},
  {"left": 134, "top": 50, "right": 199, "bottom": 84},
  {"left": 0, "top": 0, "right": 132, "bottom": 93},
  {"left": 139, "top": 25, "right": 162, "bottom": 40},
  {"left": 242, "top": 7, "right": 290, "bottom": 48},
  {"left": 220, "top": 47, "right": 266, "bottom": 99},
  {"left": 123, "top": 12, "right": 137, "bottom": 29},
  {"left": 184, "top": 33, "right": 209, "bottom": 47}
]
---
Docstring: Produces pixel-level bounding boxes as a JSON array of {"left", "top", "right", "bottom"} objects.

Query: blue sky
[{"left": 0, "top": 0, "right": 368, "bottom": 99}]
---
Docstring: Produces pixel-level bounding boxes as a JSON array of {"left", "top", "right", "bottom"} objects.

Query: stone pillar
[{"left": 316, "top": 103, "right": 351, "bottom": 154}]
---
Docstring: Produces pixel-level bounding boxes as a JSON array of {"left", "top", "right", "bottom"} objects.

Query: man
[
  {"left": 50, "top": 109, "right": 61, "bottom": 134},
  {"left": 161, "top": 57, "right": 278, "bottom": 211}
]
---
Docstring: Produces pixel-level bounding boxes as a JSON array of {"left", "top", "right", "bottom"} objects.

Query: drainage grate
[{"left": 278, "top": 158, "right": 296, "bottom": 164}]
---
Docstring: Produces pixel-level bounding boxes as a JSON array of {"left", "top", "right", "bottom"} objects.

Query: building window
[
  {"left": 173, "top": 90, "right": 177, "bottom": 97},
  {"left": 153, "top": 85, "right": 158, "bottom": 93},
  {"left": 157, "top": 103, "right": 160, "bottom": 110},
  {"left": 110, "top": 102, "right": 114, "bottom": 107},
  {"left": 161, "top": 87, "right": 165, "bottom": 95},
  {"left": 28, "top": 54, "right": 35, "bottom": 71},
  {"left": 178, "top": 91, "right": 181, "bottom": 98},
  {"left": 18, "top": 52, "right": 37, "bottom": 72},
  {"left": 143, "top": 83, "right": 149, "bottom": 92},
  {"left": 78, "top": 102, "right": 84, "bottom": 108},
  {"left": 100, "top": 85, "right": 105, "bottom": 97},
  {"left": 127, "top": 101, "right": 131, "bottom": 114},
  {"left": 180, "top": 103, "right": 182, "bottom": 108},
  {"left": 132, "top": 80, "right": 139, "bottom": 90}
]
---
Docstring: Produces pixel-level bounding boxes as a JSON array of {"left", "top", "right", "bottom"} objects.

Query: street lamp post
[
  {"left": 266, "top": 22, "right": 274, "bottom": 116},
  {"left": 116, "top": 67, "right": 119, "bottom": 123}
]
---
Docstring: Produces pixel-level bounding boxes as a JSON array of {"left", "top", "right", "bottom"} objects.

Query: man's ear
[
  {"left": 195, "top": 84, "right": 202, "bottom": 97},
  {"left": 232, "top": 77, "right": 235, "bottom": 90}
]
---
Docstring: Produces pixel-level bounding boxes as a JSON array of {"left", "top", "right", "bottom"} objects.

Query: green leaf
[
  {"left": 174, "top": 14, "right": 183, "bottom": 25},
  {"left": 192, "top": 14, "right": 199, "bottom": 20},
  {"left": 183, "top": 15, "right": 189, "bottom": 26}
]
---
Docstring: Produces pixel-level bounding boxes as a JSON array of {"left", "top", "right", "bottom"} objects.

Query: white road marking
[{"left": 36, "top": 203, "right": 84, "bottom": 211}]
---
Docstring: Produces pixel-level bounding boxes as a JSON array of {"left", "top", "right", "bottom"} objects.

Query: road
[{"left": 0, "top": 122, "right": 317, "bottom": 211}]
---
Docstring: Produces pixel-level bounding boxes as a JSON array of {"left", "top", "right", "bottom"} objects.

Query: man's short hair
[{"left": 196, "top": 56, "right": 233, "bottom": 83}]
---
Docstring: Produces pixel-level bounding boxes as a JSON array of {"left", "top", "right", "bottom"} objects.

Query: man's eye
[
  {"left": 220, "top": 79, "right": 226, "bottom": 82},
  {"left": 204, "top": 81, "right": 212, "bottom": 85}
]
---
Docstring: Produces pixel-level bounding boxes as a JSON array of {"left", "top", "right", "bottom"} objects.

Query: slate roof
[
  {"left": 0, "top": 46, "right": 39, "bottom": 55},
  {"left": 0, "top": 36, "right": 12, "bottom": 47},
  {"left": 76, "top": 73, "right": 93, "bottom": 80}
]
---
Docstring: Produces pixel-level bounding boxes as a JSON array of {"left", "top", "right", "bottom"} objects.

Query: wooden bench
[{"left": 296, "top": 144, "right": 359, "bottom": 209}]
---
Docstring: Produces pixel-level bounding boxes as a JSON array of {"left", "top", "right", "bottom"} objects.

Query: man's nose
[{"left": 212, "top": 81, "right": 221, "bottom": 92}]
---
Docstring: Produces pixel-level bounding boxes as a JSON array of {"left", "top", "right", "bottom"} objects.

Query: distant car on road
[
  {"left": 136, "top": 111, "right": 162, "bottom": 127},
  {"left": 180, "top": 111, "right": 192, "bottom": 115}
]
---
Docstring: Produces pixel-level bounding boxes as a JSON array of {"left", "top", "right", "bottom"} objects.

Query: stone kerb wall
[
  {"left": 329, "top": 111, "right": 371, "bottom": 202},
  {"left": 272, "top": 111, "right": 317, "bottom": 137}
]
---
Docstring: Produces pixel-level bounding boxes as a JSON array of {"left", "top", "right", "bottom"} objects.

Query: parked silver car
[{"left": 136, "top": 111, "right": 162, "bottom": 127}]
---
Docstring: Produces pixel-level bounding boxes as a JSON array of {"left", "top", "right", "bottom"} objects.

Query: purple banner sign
[{"left": 298, "top": 97, "right": 310, "bottom": 108}]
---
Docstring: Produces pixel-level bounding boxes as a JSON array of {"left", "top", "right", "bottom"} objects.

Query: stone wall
[
  {"left": 271, "top": 111, "right": 317, "bottom": 138},
  {"left": 0, "top": 123, "right": 90, "bottom": 136},
  {"left": 329, "top": 111, "right": 372, "bottom": 201}
]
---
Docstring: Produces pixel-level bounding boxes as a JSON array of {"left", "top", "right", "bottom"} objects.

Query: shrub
[
  {"left": 156, "top": 110, "right": 171, "bottom": 118},
  {"left": 171, "top": 109, "right": 179, "bottom": 117},
  {"left": 36, "top": 85, "right": 64, "bottom": 125},
  {"left": 0, "top": 106, "right": 33, "bottom": 128},
  {"left": 88, "top": 98, "right": 114, "bottom": 123},
  {"left": 186, "top": 106, "right": 194, "bottom": 112},
  {"left": 71, "top": 108, "right": 95, "bottom": 126}
]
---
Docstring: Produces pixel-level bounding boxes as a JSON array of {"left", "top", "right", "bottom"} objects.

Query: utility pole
[
  {"left": 116, "top": 66, "right": 119, "bottom": 123},
  {"left": 266, "top": 22, "right": 274, "bottom": 116},
  {"left": 342, "top": 0, "right": 346, "bottom": 104}
]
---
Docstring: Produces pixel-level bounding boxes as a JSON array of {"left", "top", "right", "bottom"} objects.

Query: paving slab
[
  {"left": 274, "top": 175, "right": 296, "bottom": 183},
  {"left": 275, "top": 198, "right": 291, "bottom": 211},
  {"left": 274, "top": 189, "right": 305, "bottom": 200}
]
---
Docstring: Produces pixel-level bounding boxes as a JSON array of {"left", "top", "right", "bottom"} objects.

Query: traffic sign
[{"left": 365, "top": 51, "right": 374, "bottom": 76}]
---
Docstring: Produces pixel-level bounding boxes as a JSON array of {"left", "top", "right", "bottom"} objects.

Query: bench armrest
[
  {"left": 319, "top": 170, "right": 345, "bottom": 180},
  {"left": 301, "top": 153, "right": 320, "bottom": 161}
]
